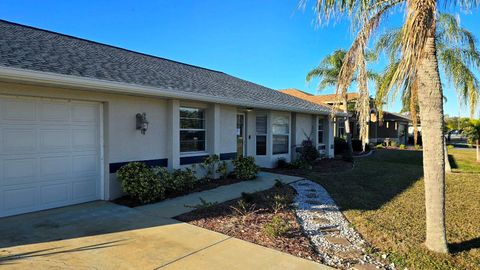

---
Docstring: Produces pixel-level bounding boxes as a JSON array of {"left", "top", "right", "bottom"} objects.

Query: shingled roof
[{"left": 0, "top": 20, "right": 333, "bottom": 114}]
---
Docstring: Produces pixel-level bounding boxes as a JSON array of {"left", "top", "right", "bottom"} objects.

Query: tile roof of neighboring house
[
  {"left": 279, "top": 88, "right": 359, "bottom": 105},
  {"left": 0, "top": 20, "right": 333, "bottom": 115}
]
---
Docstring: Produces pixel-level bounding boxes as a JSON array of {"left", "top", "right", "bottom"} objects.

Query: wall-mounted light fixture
[
  {"left": 246, "top": 107, "right": 253, "bottom": 112},
  {"left": 136, "top": 112, "right": 149, "bottom": 135}
]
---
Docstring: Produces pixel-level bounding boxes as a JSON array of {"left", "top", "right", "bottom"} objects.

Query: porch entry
[{"left": 236, "top": 113, "right": 245, "bottom": 157}]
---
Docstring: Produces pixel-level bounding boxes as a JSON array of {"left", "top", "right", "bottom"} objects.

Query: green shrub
[
  {"left": 414, "top": 144, "right": 422, "bottom": 150},
  {"left": 152, "top": 166, "right": 174, "bottom": 192},
  {"left": 233, "top": 156, "right": 259, "bottom": 180},
  {"left": 276, "top": 158, "right": 289, "bottom": 168},
  {"left": 171, "top": 168, "right": 197, "bottom": 192},
  {"left": 334, "top": 137, "right": 347, "bottom": 155},
  {"left": 117, "top": 162, "right": 164, "bottom": 203},
  {"left": 264, "top": 215, "right": 291, "bottom": 238},
  {"left": 376, "top": 144, "right": 384, "bottom": 149},
  {"left": 390, "top": 140, "right": 398, "bottom": 147},
  {"left": 399, "top": 144, "right": 406, "bottom": 149},
  {"left": 298, "top": 139, "right": 319, "bottom": 164},
  {"left": 216, "top": 160, "right": 229, "bottom": 179},
  {"left": 447, "top": 145, "right": 454, "bottom": 149},
  {"left": 291, "top": 158, "right": 310, "bottom": 169},
  {"left": 199, "top": 154, "right": 220, "bottom": 180}
]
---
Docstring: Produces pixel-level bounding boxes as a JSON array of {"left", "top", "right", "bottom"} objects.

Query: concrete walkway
[
  {"left": 0, "top": 173, "right": 332, "bottom": 270},
  {"left": 138, "top": 171, "right": 302, "bottom": 217}
]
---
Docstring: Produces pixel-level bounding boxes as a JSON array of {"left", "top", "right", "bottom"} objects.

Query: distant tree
[{"left": 463, "top": 119, "right": 480, "bottom": 162}]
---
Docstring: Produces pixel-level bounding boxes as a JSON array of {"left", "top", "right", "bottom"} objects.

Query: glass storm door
[{"left": 237, "top": 114, "right": 245, "bottom": 157}]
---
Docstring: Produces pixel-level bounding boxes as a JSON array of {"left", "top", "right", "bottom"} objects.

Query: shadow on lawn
[
  {"left": 449, "top": 237, "right": 480, "bottom": 254},
  {"left": 311, "top": 149, "right": 424, "bottom": 211}
]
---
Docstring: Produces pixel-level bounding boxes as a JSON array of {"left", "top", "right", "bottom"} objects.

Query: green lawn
[{"left": 307, "top": 149, "right": 480, "bottom": 270}]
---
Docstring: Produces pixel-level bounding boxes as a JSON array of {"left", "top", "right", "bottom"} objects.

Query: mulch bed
[
  {"left": 113, "top": 177, "right": 245, "bottom": 207},
  {"left": 175, "top": 185, "right": 323, "bottom": 264},
  {"left": 262, "top": 158, "right": 353, "bottom": 177}
]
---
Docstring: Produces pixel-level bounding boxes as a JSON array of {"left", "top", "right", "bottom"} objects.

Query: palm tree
[
  {"left": 306, "top": 49, "right": 378, "bottom": 154},
  {"left": 463, "top": 119, "right": 480, "bottom": 162},
  {"left": 302, "top": 0, "right": 480, "bottom": 253},
  {"left": 375, "top": 13, "right": 480, "bottom": 145}
]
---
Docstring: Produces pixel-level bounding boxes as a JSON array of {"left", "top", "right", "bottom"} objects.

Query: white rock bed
[{"left": 290, "top": 179, "right": 394, "bottom": 270}]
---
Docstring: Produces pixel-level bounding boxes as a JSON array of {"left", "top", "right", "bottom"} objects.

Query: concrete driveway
[{"left": 0, "top": 201, "right": 331, "bottom": 269}]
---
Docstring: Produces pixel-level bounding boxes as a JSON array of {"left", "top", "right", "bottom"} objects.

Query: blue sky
[{"left": 1, "top": 0, "right": 479, "bottom": 117}]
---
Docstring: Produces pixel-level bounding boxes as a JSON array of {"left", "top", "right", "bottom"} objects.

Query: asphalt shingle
[{"left": 0, "top": 20, "right": 332, "bottom": 114}]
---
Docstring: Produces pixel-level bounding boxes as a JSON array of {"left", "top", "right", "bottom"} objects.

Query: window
[
  {"left": 318, "top": 118, "right": 324, "bottom": 144},
  {"left": 256, "top": 113, "right": 267, "bottom": 155},
  {"left": 180, "top": 107, "right": 205, "bottom": 153},
  {"left": 338, "top": 118, "right": 346, "bottom": 137},
  {"left": 272, "top": 115, "right": 289, "bottom": 155}
]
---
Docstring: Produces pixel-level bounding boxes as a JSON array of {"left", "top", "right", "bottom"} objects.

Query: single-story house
[
  {"left": 0, "top": 21, "right": 341, "bottom": 217},
  {"left": 280, "top": 88, "right": 411, "bottom": 145}
]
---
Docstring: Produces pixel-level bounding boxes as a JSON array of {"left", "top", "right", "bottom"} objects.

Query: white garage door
[{"left": 0, "top": 96, "right": 102, "bottom": 217}]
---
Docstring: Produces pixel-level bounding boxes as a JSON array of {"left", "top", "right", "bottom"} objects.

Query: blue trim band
[
  {"left": 180, "top": 155, "right": 209, "bottom": 165},
  {"left": 220, "top": 152, "right": 237, "bottom": 160},
  {"left": 109, "top": 158, "right": 168, "bottom": 173}
]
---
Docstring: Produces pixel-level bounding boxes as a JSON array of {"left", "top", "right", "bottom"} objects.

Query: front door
[{"left": 236, "top": 114, "right": 245, "bottom": 157}]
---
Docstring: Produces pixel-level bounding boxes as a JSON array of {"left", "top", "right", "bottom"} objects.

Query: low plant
[
  {"left": 171, "top": 168, "right": 197, "bottom": 192},
  {"left": 230, "top": 199, "right": 258, "bottom": 218},
  {"left": 334, "top": 137, "right": 347, "bottom": 155},
  {"left": 376, "top": 144, "right": 384, "bottom": 149},
  {"left": 233, "top": 156, "right": 259, "bottom": 180},
  {"left": 276, "top": 158, "right": 289, "bottom": 169},
  {"left": 270, "top": 194, "right": 290, "bottom": 213},
  {"left": 216, "top": 160, "right": 229, "bottom": 179},
  {"left": 447, "top": 144, "right": 454, "bottom": 149},
  {"left": 298, "top": 138, "right": 319, "bottom": 164},
  {"left": 117, "top": 162, "right": 164, "bottom": 203},
  {"left": 399, "top": 144, "right": 406, "bottom": 150},
  {"left": 184, "top": 197, "right": 217, "bottom": 210},
  {"left": 199, "top": 154, "right": 220, "bottom": 180},
  {"left": 390, "top": 140, "right": 398, "bottom": 148},
  {"left": 414, "top": 144, "right": 422, "bottom": 150},
  {"left": 291, "top": 158, "right": 311, "bottom": 169},
  {"left": 264, "top": 215, "right": 291, "bottom": 238}
]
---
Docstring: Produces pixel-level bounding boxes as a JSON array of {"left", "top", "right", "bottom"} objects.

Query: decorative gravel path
[{"left": 290, "top": 179, "right": 394, "bottom": 270}]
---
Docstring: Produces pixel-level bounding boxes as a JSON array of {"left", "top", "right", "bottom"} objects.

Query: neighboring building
[
  {"left": 279, "top": 88, "right": 411, "bottom": 145},
  {"left": 0, "top": 21, "right": 341, "bottom": 217}
]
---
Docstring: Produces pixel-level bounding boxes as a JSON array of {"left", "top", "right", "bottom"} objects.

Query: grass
[{"left": 307, "top": 149, "right": 480, "bottom": 270}]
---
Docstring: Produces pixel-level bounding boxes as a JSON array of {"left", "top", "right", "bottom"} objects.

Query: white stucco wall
[{"left": 0, "top": 81, "right": 336, "bottom": 201}]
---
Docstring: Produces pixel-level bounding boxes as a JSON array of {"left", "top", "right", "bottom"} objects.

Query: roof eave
[{"left": 0, "top": 66, "right": 338, "bottom": 115}]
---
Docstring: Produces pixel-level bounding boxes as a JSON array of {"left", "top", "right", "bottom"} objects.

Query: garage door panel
[
  {"left": 39, "top": 156, "right": 71, "bottom": 178},
  {"left": 72, "top": 128, "right": 97, "bottom": 150},
  {"left": 0, "top": 96, "right": 101, "bottom": 217},
  {"left": 1, "top": 99, "right": 36, "bottom": 121},
  {"left": 39, "top": 101, "right": 70, "bottom": 122},
  {"left": 73, "top": 179, "right": 97, "bottom": 200},
  {"left": 3, "top": 158, "right": 37, "bottom": 185},
  {"left": 3, "top": 186, "right": 37, "bottom": 210},
  {"left": 72, "top": 103, "right": 98, "bottom": 123},
  {"left": 39, "top": 128, "right": 71, "bottom": 151},
  {"left": 41, "top": 183, "right": 70, "bottom": 204},
  {"left": 73, "top": 155, "right": 98, "bottom": 175},
  {"left": 2, "top": 128, "right": 36, "bottom": 153}
]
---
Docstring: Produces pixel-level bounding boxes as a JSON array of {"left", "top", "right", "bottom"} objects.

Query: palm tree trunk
[
  {"left": 343, "top": 97, "right": 353, "bottom": 160},
  {"left": 416, "top": 34, "right": 449, "bottom": 253},
  {"left": 477, "top": 139, "right": 480, "bottom": 162},
  {"left": 444, "top": 138, "right": 451, "bottom": 173}
]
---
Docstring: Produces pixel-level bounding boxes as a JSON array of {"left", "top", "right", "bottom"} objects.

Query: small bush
[
  {"left": 216, "top": 160, "right": 229, "bottom": 179},
  {"left": 117, "top": 162, "right": 164, "bottom": 203},
  {"left": 276, "top": 158, "right": 289, "bottom": 169},
  {"left": 264, "top": 215, "right": 291, "bottom": 238},
  {"left": 376, "top": 144, "right": 384, "bottom": 149},
  {"left": 200, "top": 154, "right": 220, "bottom": 180},
  {"left": 291, "top": 158, "right": 311, "bottom": 169},
  {"left": 414, "top": 144, "right": 422, "bottom": 150},
  {"left": 233, "top": 156, "right": 259, "bottom": 180},
  {"left": 270, "top": 194, "right": 290, "bottom": 213},
  {"left": 298, "top": 139, "right": 319, "bottom": 164},
  {"left": 399, "top": 144, "right": 406, "bottom": 149},
  {"left": 334, "top": 137, "right": 347, "bottom": 155},
  {"left": 152, "top": 166, "right": 175, "bottom": 192},
  {"left": 390, "top": 140, "right": 398, "bottom": 147},
  {"left": 171, "top": 168, "right": 197, "bottom": 192},
  {"left": 447, "top": 145, "right": 454, "bottom": 150}
]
